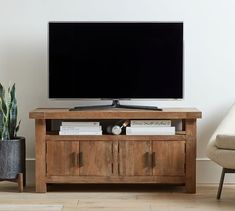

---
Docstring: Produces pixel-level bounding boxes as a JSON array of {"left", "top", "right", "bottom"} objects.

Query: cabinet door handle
[
  {"left": 79, "top": 152, "right": 84, "bottom": 167},
  {"left": 144, "top": 152, "right": 149, "bottom": 167},
  {"left": 152, "top": 152, "right": 156, "bottom": 167},
  {"left": 144, "top": 152, "right": 152, "bottom": 167},
  {"left": 72, "top": 152, "right": 77, "bottom": 167}
]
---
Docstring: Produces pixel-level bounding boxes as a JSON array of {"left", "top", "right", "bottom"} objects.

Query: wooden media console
[{"left": 29, "top": 108, "right": 201, "bottom": 193}]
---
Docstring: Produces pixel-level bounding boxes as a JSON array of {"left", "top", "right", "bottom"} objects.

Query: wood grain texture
[
  {"left": 17, "top": 173, "right": 23, "bottom": 192},
  {"left": 46, "top": 141, "right": 79, "bottom": 176},
  {"left": 29, "top": 108, "right": 202, "bottom": 120},
  {"left": 46, "top": 175, "right": 185, "bottom": 184},
  {"left": 46, "top": 135, "right": 186, "bottom": 141},
  {"left": 79, "top": 141, "right": 113, "bottom": 176},
  {"left": 35, "top": 119, "right": 47, "bottom": 193},
  {"left": 0, "top": 205, "right": 63, "bottom": 211},
  {"left": 185, "top": 119, "right": 197, "bottom": 193},
  {"left": 0, "top": 186, "right": 234, "bottom": 211},
  {"left": 112, "top": 141, "right": 119, "bottom": 176},
  {"left": 152, "top": 141, "right": 185, "bottom": 176},
  {"left": 119, "top": 141, "right": 152, "bottom": 176}
]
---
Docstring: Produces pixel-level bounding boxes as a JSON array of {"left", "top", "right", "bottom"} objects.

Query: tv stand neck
[{"left": 70, "top": 99, "right": 162, "bottom": 111}]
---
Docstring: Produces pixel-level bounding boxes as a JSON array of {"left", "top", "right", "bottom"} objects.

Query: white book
[
  {"left": 60, "top": 126, "right": 102, "bottom": 132},
  {"left": 131, "top": 120, "right": 171, "bottom": 127},
  {"left": 61, "top": 122, "right": 100, "bottom": 126},
  {"left": 126, "top": 126, "right": 175, "bottom": 135},
  {"left": 59, "top": 131, "right": 102, "bottom": 135}
]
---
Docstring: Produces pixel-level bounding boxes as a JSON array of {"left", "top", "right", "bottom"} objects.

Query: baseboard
[
  {"left": 196, "top": 158, "right": 235, "bottom": 184},
  {"left": 25, "top": 158, "right": 235, "bottom": 185},
  {"left": 25, "top": 158, "right": 35, "bottom": 186}
]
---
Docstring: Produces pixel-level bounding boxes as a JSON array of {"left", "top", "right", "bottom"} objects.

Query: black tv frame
[{"left": 49, "top": 22, "right": 183, "bottom": 111}]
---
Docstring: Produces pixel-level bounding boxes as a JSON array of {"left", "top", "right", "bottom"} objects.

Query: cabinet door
[
  {"left": 46, "top": 141, "right": 79, "bottom": 176},
  {"left": 79, "top": 141, "right": 113, "bottom": 176},
  {"left": 152, "top": 141, "right": 185, "bottom": 176},
  {"left": 119, "top": 141, "right": 152, "bottom": 176}
]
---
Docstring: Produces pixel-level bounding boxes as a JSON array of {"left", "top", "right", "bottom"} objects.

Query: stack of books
[
  {"left": 126, "top": 120, "right": 175, "bottom": 135},
  {"left": 59, "top": 122, "right": 102, "bottom": 135}
]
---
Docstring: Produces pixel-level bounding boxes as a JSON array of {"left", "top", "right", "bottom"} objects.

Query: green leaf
[
  {"left": 2, "top": 124, "right": 10, "bottom": 140},
  {"left": 0, "top": 83, "right": 7, "bottom": 117},
  {"left": 10, "top": 98, "right": 17, "bottom": 138},
  {"left": 0, "top": 96, "right": 7, "bottom": 117},
  {"left": 10, "top": 84, "right": 16, "bottom": 102},
  {"left": 15, "top": 120, "right": 21, "bottom": 137},
  {"left": 0, "top": 99, "right": 3, "bottom": 139},
  {"left": 0, "top": 83, "right": 19, "bottom": 140},
  {"left": 0, "top": 83, "right": 5, "bottom": 99}
]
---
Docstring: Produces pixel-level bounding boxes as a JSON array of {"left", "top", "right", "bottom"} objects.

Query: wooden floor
[{"left": 0, "top": 183, "right": 234, "bottom": 211}]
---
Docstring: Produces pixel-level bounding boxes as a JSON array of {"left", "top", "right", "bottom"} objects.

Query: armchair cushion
[{"left": 215, "top": 134, "right": 235, "bottom": 150}]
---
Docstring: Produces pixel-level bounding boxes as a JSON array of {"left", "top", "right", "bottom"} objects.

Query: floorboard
[{"left": 0, "top": 183, "right": 234, "bottom": 211}]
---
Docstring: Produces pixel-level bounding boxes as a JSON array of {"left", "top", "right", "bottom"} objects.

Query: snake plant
[{"left": 0, "top": 83, "right": 20, "bottom": 140}]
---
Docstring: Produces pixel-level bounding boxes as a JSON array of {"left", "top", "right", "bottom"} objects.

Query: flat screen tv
[{"left": 49, "top": 22, "right": 183, "bottom": 110}]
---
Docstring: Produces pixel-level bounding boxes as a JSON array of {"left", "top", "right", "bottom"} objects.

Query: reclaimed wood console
[{"left": 29, "top": 108, "right": 201, "bottom": 193}]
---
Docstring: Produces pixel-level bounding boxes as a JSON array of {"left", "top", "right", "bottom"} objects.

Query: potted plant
[{"left": 0, "top": 82, "right": 25, "bottom": 187}]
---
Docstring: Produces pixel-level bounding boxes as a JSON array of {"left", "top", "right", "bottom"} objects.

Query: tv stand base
[{"left": 70, "top": 100, "right": 162, "bottom": 111}]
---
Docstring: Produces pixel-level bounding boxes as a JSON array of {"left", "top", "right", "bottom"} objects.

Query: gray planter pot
[{"left": 0, "top": 137, "right": 25, "bottom": 180}]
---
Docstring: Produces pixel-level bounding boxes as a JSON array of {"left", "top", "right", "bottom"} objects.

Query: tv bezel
[{"left": 48, "top": 21, "right": 184, "bottom": 100}]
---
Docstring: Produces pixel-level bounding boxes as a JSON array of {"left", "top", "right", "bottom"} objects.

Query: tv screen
[{"left": 49, "top": 22, "right": 183, "bottom": 99}]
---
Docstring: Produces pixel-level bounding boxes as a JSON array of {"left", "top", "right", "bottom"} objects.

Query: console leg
[
  {"left": 35, "top": 119, "right": 47, "bottom": 193},
  {"left": 17, "top": 173, "right": 23, "bottom": 192},
  {"left": 185, "top": 119, "right": 196, "bottom": 193}
]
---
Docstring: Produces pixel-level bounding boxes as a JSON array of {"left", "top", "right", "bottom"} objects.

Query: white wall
[{"left": 1, "top": 0, "right": 235, "bottom": 184}]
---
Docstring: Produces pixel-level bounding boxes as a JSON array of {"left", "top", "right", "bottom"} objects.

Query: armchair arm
[{"left": 216, "top": 134, "right": 235, "bottom": 150}]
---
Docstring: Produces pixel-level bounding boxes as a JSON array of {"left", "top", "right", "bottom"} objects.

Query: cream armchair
[{"left": 207, "top": 103, "right": 235, "bottom": 199}]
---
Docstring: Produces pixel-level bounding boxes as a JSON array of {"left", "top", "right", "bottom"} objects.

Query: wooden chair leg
[
  {"left": 217, "top": 168, "right": 225, "bottom": 199},
  {"left": 17, "top": 173, "right": 23, "bottom": 192}
]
